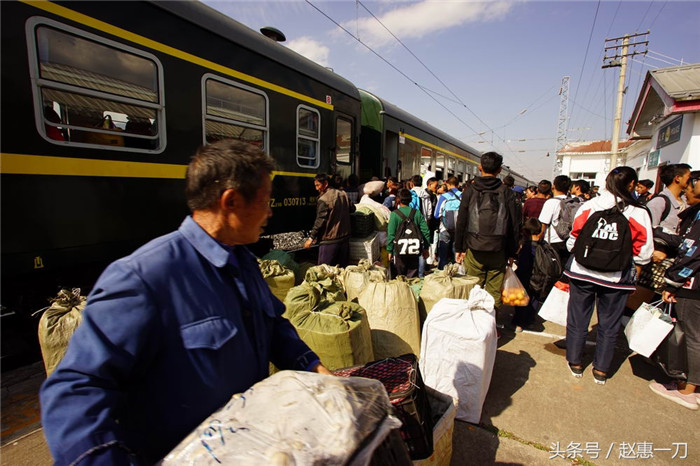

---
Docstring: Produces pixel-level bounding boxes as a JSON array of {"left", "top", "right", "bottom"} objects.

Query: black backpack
[
  {"left": 530, "top": 240, "right": 563, "bottom": 300},
  {"left": 466, "top": 185, "right": 508, "bottom": 251},
  {"left": 394, "top": 208, "right": 423, "bottom": 256},
  {"left": 553, "top": 196, "right": 583, "bottom": 240},
  {"left": 573, "top": 206, "right": 633, "bottom": 272}
]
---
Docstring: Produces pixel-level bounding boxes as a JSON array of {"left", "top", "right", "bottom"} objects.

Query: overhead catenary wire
[
  {"left": 304, "top": 0, "right": 536, "bottom": 177},
  {"left": 569, "top": 0, "right": 602, "bottom": 128},
  {"left": 354, "top": 0, "right": 534, "bottom": 169}
]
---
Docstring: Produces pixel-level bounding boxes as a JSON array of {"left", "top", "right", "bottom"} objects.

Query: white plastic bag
[
  {"left": 624, "top": 301, "right": 674, "bottom": 358},
  {"left": 537, "top": 281, "right": 569, "bottom": 327}
]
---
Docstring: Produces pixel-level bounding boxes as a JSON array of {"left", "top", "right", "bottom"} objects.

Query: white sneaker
[{"left": 649, "top": 382, "right": 699, "bottom": 410}]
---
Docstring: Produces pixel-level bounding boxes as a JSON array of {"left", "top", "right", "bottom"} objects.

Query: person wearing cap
[{"left": 635, "top": 179, "right": 654, "bottom": 203}]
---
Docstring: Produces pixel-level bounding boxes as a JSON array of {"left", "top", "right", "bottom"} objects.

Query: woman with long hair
[{"left": 563, "top": 166, "right": 654, "bottom": 384}]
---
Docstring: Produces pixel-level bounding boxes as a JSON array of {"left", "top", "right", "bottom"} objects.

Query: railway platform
[{"left": 1, "top": 308, "right": 697, "bottom": 465}]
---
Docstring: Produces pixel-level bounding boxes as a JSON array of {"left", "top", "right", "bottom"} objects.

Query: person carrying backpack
[
  {"left": 564, "top": 167, "right": 654, "bottom": 385},
  {"left": 434, "top": 176, "right": 462, "bottom": 269},
  {"left": 539, "top": 175, "right": 578, "bottom": 265},
  {"left": 454, "top": 152, "right": 521, "bottom": 309},
  {"left": 387, "top": 188, "right": 430, "bottom": 278}
]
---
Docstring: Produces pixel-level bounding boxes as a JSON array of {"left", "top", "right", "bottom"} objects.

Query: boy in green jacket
[{"left": 387, "top": 188, "right": 430, "bottom": 278}]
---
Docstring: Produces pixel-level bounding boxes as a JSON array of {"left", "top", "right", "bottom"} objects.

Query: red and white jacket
[{"left": 565, "top": 191, "right": 654, "bottom": 289}]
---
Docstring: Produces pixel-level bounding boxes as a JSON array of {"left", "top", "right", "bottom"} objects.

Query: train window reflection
[
  {"left": 336, "top": 117, "right": 352, "bottom": 165},
  {"left": 29, "top": 21, "right": 164, "bottom": 151},
  {"left": 203, "top": 76, "right": 268, "bottom": 150},
  {"left": 297, "top": 105, "right": 320, "bottom": 168}
]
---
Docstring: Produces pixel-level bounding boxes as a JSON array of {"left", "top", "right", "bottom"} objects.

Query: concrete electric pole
[
  {"left": 602, "top": 31, "right": 649, "bottom": 168},
  {"left": 554, "top": 76, "right": 570, "bottom": 176}
]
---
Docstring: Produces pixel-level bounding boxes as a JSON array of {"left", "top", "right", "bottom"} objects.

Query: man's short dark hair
[
  {"left": 553, "top": 175, "right": 572, "bottom": 193},
  {"left": 503, "top": 175, "right": 515, "bottom": 187},
  {"left": 523, "top": 217, "right": 542, "bottom": 237},
  {"left": 314, "top": 173, "right": 330, "bottom": 184},
  {"left": 398, "top": 188, "right": 413, "bottom": 206},
  {"left": 446, "top": 176, "right": 459, "bottom": 188},
  {"left": 637, "top": 179, "right": 654, "bottom": 189},
  {"left": 660, "top": 163, "right": 691, "bottom": 187},
  {"left": 572, "top": 179, "right": 590, "bottom": 194},
  {"left": 411, "top": 175, "right": 423, "bottom": 187},
  {"left": 185, "top": 139, "right": 275, "bottom": 211},
  {"left": 426, "top": 177, "right": 438, "bottom": 186},
  {"left": 537, "top": 180, "right": 552, "bottom": 196},
  {"left": 480, "top": 152, "right": 503, "bottom": 175}
]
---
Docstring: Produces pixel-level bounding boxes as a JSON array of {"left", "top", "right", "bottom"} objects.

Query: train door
[
  {"left": 334, "top": 115, "right": 354, "bottom": 180},
  {"left": 420, "top": 146, "right": 434, "bottom": 178},
  {"left": 435, "top": 152, "right": 445, "bottom": 180},
  {"left": 385, "top": 130, "right": 399, "bottom": 178}
]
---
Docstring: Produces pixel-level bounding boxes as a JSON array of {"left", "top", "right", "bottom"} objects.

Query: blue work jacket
[{"left": 40, "top": 216, "right": 319, "bottom": 465}]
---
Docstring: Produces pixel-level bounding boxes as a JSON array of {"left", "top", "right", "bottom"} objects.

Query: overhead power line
[
  {"left": 570, "top": 0, "right": 601, "bottom": 125},
  {"left": 305, "top": 0, "right": 537, "bottom": 176}
]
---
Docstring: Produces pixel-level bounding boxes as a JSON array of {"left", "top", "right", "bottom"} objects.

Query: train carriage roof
[
  {"left": 359, "top": 89, "right": 479, "bottom": 156},
  {"left": 152, "top": 1, "right": 360, "bottom": 101}
]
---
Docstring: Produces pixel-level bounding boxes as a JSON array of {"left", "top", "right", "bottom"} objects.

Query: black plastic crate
[
  {"left": 334, "top": 354, "right": 434, "bottom": 460},
  {"left": 351, "top": 211, "right": 375, "bottom": 238}
]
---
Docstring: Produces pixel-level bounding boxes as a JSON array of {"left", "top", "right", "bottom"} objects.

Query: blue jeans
[
  {"left": 437, "top": 230, "right": 454, "bottom": 270},
  {"left": 566, "top": 279, "right": 630, "bottom": 373}
]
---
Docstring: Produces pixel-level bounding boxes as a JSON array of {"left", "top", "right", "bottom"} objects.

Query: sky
[{"left": 201, "top": 0, "right": 700, "bottom": 183}]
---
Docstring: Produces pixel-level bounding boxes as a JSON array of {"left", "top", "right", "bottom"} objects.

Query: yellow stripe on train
[{"left": 0, "top": 153, "right": 313, "bottom": 180}]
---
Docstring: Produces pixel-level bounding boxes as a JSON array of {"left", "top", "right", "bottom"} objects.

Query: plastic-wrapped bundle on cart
[
  {"left": 342, "top": 259, "right": 387, "bottom": 302},
  {"left": 288, "top": 301, "right": 374, "bottom": 371},
  {"left": 419, "top": 264, "right": 479, "bottom": 318},
  {"left": 419, "top": 287, "right": 497, "bottom": 424},
  {"left": 258, "top": 259, "right": 295, "bottom": 303},
  {"left": 163, "top": 371, "right": 407, "bottom": 465},
  {"left": 37, "top": 288, "right": 86, "bottom": 376},
  {"left": 356, "top": 202, "right": 389, "bottom": 232},
  {"left": 357, "top": 280, "right": 421, "bottom": 360}
]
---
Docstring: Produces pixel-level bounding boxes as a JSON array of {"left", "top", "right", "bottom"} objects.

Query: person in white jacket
[{"left": 564, "top": 166, "right": 654, "bottom": 385}]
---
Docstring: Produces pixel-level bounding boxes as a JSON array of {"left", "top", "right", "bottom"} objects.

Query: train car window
[
  {"left": 297, "top": 106, "right": 320, "bottom": 168},
  {"left": 203, "top": 75, "right": 268, "bottom": 150},
  {"left": 335, "top": 117, "right": 353, "bottom": 179},
  {"left": 27, "top": 19, "right": 164, "bottom": 152},
  {"left": 421, "top": 147, "right": 433, "bottom": 174}
]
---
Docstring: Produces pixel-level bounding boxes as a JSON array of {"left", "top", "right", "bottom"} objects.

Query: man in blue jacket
[{"left": 40, "top": 139, "right": 330, "bottom": 465}]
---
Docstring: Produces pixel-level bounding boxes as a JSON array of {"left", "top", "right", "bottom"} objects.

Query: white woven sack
[{"left": 419, "top": 287, "right": 497, "bottom": 423}]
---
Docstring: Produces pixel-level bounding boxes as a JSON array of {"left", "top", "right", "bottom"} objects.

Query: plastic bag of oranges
[{"left": 501, "top": 265, "right": 530, "bottom": 307}]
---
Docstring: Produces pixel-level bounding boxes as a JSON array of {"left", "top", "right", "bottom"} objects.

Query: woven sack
[
  {"left": 258, "top": 259, "right": 295, "bottom": 303},
  {"left": 289, "top": 301, "right": 374, "bottom": 370},
  {"left": 420, "top": 264, "right": 479, "bottom": 318},
  {"left": 37, "top": 288, "right": 86, "bottom": 376},
  {"left": 262, "top": 249, "right": 300, "bottom": 277},
  {"left": 356, "top": 204, "right": 389, "bottom": 232},
  {"left": 357, "top": 280, "right": 421, "bottom": 359},
  {"left": 342, "top": 259, "right": 387, "bottom": 302},
  {"left": 284, "top": 265, "right": 346, "bottom": 319}
]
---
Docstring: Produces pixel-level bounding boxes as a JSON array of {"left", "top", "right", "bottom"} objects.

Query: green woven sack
[
  {"left": 419, "top": 264, "right": 480, "bottom": 317},
  {"left": 289, "top": 301, "right": 374, "bottom": 371},
  {"left": 37, "top": 288, "right": 86, "bottom": 376},
  {"left": 258, "top": 259, "right": 295, "bottom": 303},
  {"left": 357, "top": 280, "right": 421, "bottom": 360},
  {"left": 342, "top": 259, "right": 387, "bottom": 302},
  {"left": 262, "top": 249, "right": 299, "bottom": 276}
]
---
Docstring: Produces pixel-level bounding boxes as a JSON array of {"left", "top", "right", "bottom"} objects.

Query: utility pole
[
  {"left": 554, "top": 76, "right": 570, "bottom": 176},
  {"left": 603, "top": 31, "right": 648, "bottom": 168}
]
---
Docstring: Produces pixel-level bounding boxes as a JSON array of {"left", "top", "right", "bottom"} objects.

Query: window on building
[
  {"left": 297, "top": 106, "right": 320, "bottom": 168},
  {"left": 29, "top": 20, "right": 164, "bottom": 151},
  {"left": 570, "top": 172, "right": 597, "bottom": 181},
  {"left": 204, "top": 76, "right": 268, "bottom": 149}
]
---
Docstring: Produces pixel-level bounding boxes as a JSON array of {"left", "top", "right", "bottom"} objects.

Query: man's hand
[
  {"left": 311, "top": 362, "right": 332, "bottom": 375},
  {"left": 387, "top": 253, "right": 393, "bottom": 263},
  {"left": 662, "top": 290, "right": 677, "bottom": 303},
  {"left": 652, "top": 250, "right": 667, "bottom": 263},
  {"left": 304, "top": 238, "right": 313, "bottom": 249},
  {"left": 455, "top": 252, "right": 465, "bottom": 264}
]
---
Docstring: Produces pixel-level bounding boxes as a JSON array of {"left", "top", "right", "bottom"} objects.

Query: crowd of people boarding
[{"left": 311, "top": 157, "right": 699, "bottom": 410}]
